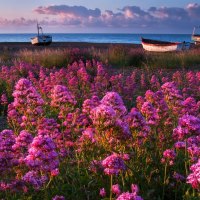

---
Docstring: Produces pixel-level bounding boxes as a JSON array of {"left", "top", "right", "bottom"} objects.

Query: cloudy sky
[{"left": 0, "top": 0, "right": 200, "bottom": 33}]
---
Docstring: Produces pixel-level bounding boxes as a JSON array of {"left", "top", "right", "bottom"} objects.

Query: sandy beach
[{"left": 0, "top": 42, "right": 142, "bottom": 53}]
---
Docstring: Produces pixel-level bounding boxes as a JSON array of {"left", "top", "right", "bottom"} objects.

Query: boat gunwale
[
  {"left": 141, "top": 41, "right": 181, "bottom": 47},
  {"left": 141, "top": 37, "right": 181, "bottom": 46}
]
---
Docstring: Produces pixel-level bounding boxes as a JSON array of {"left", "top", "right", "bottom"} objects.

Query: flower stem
[
  {"left": 162, "top": 163, "right": 167, "bottom": 200},
  {"left": 110, "top": 175, "right": 113, "bottom": 200}
]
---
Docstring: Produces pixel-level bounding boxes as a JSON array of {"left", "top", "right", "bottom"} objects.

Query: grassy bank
[{"left": 0, "top": 43, "right": 200, "bottom": 68}]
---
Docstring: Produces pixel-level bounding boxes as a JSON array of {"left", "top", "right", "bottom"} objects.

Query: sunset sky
[{"left": 0, "top": 0, "right": 200, "bottom": 33}]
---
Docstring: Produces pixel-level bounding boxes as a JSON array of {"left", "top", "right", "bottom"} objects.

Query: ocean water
[{"left": 0, "top": 33, "right": 192, "bottom": 44}]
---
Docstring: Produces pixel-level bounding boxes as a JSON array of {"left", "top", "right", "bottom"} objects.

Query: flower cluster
[
  {"left": 0, "top": 129, "right": 16, "bottom": 172},
  {"left": 24, "top": 135, "right": 59, "bottom": 173},
  {"left": 101, "top": 153, "right": 126, "bottom": 175},
  {"left": 187, "top": 159, "right": 200, "bottom": 189}
]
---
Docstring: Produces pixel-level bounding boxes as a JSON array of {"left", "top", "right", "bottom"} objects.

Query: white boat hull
[
  {"left": 192, "top": 35, "right": 200, "bottom": 44},
  {"left": 31, "top": 35, "right": 52, "bottom": 46},
  {"left": 142, "top": 42, "right": 189, "bottom": 52}
]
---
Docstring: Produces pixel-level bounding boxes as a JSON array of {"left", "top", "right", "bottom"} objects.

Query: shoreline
[{"left": 0, "top": 42, "right": 142, "bottom": 52}]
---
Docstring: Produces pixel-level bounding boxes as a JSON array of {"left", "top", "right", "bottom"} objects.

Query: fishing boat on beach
[
  {"left": 31, "top": 23, "right": 52, "bottom": 46},
  {"left": 141, "top": 37, "right": 190, "bottom": 52},
  {"left": 192, "top": 26, "right": 200, "bottom": 45}
]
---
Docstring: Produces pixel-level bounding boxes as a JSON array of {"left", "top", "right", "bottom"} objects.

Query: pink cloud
[{"left": 1, "top": 4, "right": 200, "bottom": 33}]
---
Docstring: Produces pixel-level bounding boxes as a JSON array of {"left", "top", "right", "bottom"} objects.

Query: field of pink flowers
[{"left": 0, "top": 60, "right": 199, "bottom": 200}]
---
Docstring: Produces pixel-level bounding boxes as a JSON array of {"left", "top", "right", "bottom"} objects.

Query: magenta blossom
[{"left": 101, "top": 153, "right": 126, "bottom": 175}]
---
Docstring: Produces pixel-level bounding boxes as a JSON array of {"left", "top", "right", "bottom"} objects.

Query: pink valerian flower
[
  {"left": 109, "top": 74, "right": 123, "bottom": 95},
  {"left": 100, "top": 92, "right": 127, "bottom": 117},
  {"left": 13, "top": 79, "right": 44, "bottom": 112},
  {"left": 173, "top": 115, "right": 200, "bottom": 140},
  {"left": 116, "top": 192, "right": 143, "bottom": 200},
  {"left": 112, "top": 184, "right": 121, "bottom": 196},
  {"left": 24, "top": 135, "right": 59, "bottom": 173},
  {"left": 126, "top": 108, "right": 150, "bottom": 138},
  {"left": 101, "top": 153, "right": 126, "bottom": 175},
  {"left": 0, "top": 129, "right": 16, "bottom": 172},
  {"left": 12, "top": 78, "right": 44, "bottom": 129},
  {"left": 37, "top": 118, "right": 60, "bottom": 139},
  {"left": 136, "top": 96, "right": 145, "bottom": 110},
  {"left": 62, "top": 108, "right": 89, "bottom": 136},
  {"left": 187, "top": 159, "right": 200, "bottom": 189},
  {"left": 131, "top": 184, "right": 139, "bottom": 195},
  {"left": 187, "top": 146, "right": 200, "bottom": 163},
  {"left": 22, "top": 170, "right": 48, "bottom": 190},
  {"left": 116, "top": 183, "right": 142, "bottom": 200},
  {"left": 180, "top": 97, "right": 200, "bottom": 117},
  {"left": 7, "top": 102, "right": 22, "bottom": 131},
  {"left": 145, "top": 90, "right": 169, "bottom": 119},
  {"left": 99, "top": 188, "right": 106, "bottom": 197},
  {"left": 161, "top": 82, "right": 183, "bottom": 100},
  {"left": 187, "top": 136, "right": 200, "bottom": 147},
  {"left": 90, "top": 104, "right": 117, "bottom": 128},
  {"left": 103, "top": 120, "right": 131, "bottom": 142},
  {"left": 140, "top": 73, "right": 146, "bottom": 88},
  {"left": 0, "top": 180, "right": 27, "bottom": 193},
  {"left": 140, "top": 102, "right": 159, "bottom": 126},
  {"left": 0, "top": 93, "right": 8, "bottom": 105},
  {"left": 174, "top": 141, "right": 186, "bottom": 149},
  {"left": 161, "top": 81, "right": 183, "bottom": 115},
  {"left": 161, "top": 149, "right": 176, "bottom": 165},
  {"left": 124, "top": 72, "right": 137, "bottom": 101},
  {"left": 50, "top": 168, "right": 60, "bottom": 177},
  {"left": 52, "top": 195, "right": 65, "bottom": 200},
  {"left": 93, "top": 64, "right": 110, "bottom": 95},
  {"left": 77, "top": 66, "right": 90, "bottom": 82},
  {"left": 82, "top": 95, "right": 100, "bottom": 114},
  {"left": 80, "top": 128, "right": 96, "bottom": 143},
  {"left": 12, "top": 130, "right": 33, "bottom": 163},
  {"left": 50, "top": 85, "right": 77, "bottom": 108},
  {"left": 172, "top": 71, "right": 183, "bottom": 86},
  {"left": 150, "top": 74, "right": 160, "bottom": 90}
]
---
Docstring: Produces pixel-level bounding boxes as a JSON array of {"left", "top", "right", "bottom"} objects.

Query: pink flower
[
  {"left": 112, "top": 184, "right": 121, "bottom": 196},
  {"left": 51, "top": 168, "right": 60, "bottom": 177},
  {"left": 100, "top": 92, "right": 127, "bottom": 117},
  {"left": 99, "top": 188, "right": 106, "bottom": 197},
  {"left": 50, "top": 85, "right": 76, "bottom": 108},
  {"left": 52, "top": 195, "right": 65, "bottom": 200},
  {"left": 1, "top": 93, "right": 8, "bottom": 105},
  {"left": 141, "top": 102, "right": 159, "bottom": 126},
  {"left": 102, "top": 153, "right": 126, "bottom": 175},
  {"left": 90, "top": 104, "right": 117, "bottom": 127},
  {"left": 187, "top": 159, "right": 200, "bottom": 189}
]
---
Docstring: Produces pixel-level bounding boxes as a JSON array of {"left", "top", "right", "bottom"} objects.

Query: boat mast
[{"left": 37, "top": 22, "right": 39, "bottom": 37}]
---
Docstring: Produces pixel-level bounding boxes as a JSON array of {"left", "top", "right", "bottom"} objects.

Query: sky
[{"left": 0, "top": 0, "right": 200, "bottom": 33}]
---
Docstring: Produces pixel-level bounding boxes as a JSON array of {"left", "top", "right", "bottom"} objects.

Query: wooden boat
[
  {"left": 141, "top": 37, "right": 190, "bottom": 52},
  {"left": 31, "top": 23, "right": 52, "bottom": 45},
  {"left": 191, "top": 26, "right": 200, "bottom": 45}
]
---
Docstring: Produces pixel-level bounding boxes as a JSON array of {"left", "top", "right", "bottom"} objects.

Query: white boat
[
  {"left": 141, "top": 37, "right": 190, "bottom": 52},
  {"left": 191, "top": 26, "right": 200, "bottom": 45},
  {"left": 31, "top": 23, "right": 52, "bottom": 45}
]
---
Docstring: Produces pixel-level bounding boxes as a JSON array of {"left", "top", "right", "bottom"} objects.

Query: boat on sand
[
  {"left": 31, "top": 23, "right": 52, "bottom": 46},
  {"left": 192, "top": 26, "right": 200, "bottom": 45},
  {"left": 141, "top": 37, "right": 190, "bottom": 52}
]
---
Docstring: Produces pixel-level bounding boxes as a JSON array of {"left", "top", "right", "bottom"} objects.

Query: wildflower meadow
[{"left": 0, "top": 57, "right": 199, "bottom": 200}]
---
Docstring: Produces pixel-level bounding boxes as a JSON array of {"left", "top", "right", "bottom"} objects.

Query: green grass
[{"left": 0, "top": 44, "right": 200, "bottom": 69}]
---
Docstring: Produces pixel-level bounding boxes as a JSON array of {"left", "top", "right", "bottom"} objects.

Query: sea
[{"left": 0, "top": 33, "right": 192, "bottom": 44}]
